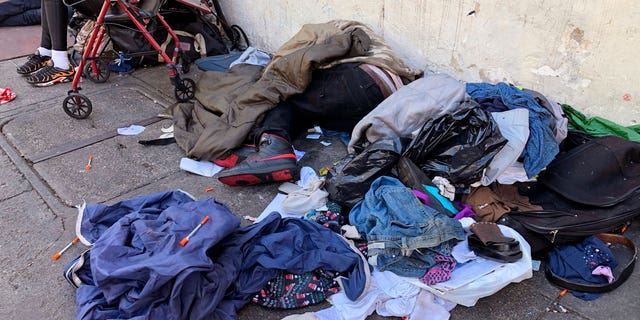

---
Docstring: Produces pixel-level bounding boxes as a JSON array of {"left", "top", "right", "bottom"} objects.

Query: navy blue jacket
[{"left": 72, "top": 191, "right": 368, "bottom": 319}]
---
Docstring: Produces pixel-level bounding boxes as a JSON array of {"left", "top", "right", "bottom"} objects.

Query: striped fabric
[{"left": 359, "top": 63, "right": 404, "bottom": 98}]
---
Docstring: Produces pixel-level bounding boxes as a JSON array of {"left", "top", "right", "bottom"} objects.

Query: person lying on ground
[
  {"left": 216, "top": 62, "right": 403, "bottom": 186},
  {"left": 0, "top": 0, "right": 41, "bottom": 27}
]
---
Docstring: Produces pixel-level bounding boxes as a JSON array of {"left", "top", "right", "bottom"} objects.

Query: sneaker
[
  {"left": 217, "top": 133, "right": 297, "bottom": 186},
  {"left": 25, "top": 64, "right": 76, "bottom": 87},
  {"left": 213, "top": 144, "right": 257, "bottom": 168},
  {"left": 16, "top": 54, "right": 51, "bottom": 75}
]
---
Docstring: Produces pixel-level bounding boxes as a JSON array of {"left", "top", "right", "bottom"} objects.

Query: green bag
[{"left": 562, "top": 104, "right": 640, "bottom": 142}]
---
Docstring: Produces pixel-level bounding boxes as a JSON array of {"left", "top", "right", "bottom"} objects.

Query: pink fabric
[
  {"left": 592, "top": 265, "right": 615, "bottom": 284},
  {"left": 419, "top": 254, "right": 456, "bottom": 285}
]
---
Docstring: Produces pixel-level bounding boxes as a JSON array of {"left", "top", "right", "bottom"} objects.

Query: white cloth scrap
[
  {"left": 481, "top": 109, "right": 530, "bottom": 186},
  {"left": 179, "top": 158, "right": 223, "bottom": 177},
  {"left": 432, "top": 176, "right": 455, "bottom": 201},
  {"left": 307, "top": 269, "right": 453, "bottom": 320},
  {"left": 281, "top": 176, "right": 329, "bottom": 215},
  {"left": 229, "top": 46, "right": 272, "bottom": 68},
  {"left": 117, "top": 125, "right": 145, "bottom": 136}
]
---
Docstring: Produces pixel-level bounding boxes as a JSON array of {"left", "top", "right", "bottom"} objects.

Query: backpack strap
[
  {"left": 158, "top": 33, "right": 174, "bottom": 63},
  {"left": 193, "top": 33, "right": 207, "bottom": 58},
  {"left": 544, "top": 233, "right": 637, "bottom": 293}
]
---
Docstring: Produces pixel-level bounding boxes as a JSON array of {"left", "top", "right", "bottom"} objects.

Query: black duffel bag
[
  {"left": 498, "top": 184, "right": 640, "bottom": 256},
  {"left": 498, "top": 135, "right": 640, "bottom": 256}
]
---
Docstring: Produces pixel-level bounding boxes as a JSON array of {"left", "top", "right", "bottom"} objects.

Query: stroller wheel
[
  {"left": 85, "top": 59, "right": 110, "bottom": 83},
  {"left": 63, "top": 93, "right": 93, "bottom": 119},
  {"left": 174, "top": 78, "right": 196, "bottom": 102}
]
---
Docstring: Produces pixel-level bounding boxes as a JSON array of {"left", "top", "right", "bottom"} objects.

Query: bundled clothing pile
[
  {"left": 61, "top": 18, "right": 640, "bottom": 320},
  {"left": 348, "top": 176, "right": 465, "bottom": 279},
  {"left": 171, "top": 20, "right": 420, "bottom": 161},
  {"left": 65, "top": 190, "right": 370, "bottom": 320}
]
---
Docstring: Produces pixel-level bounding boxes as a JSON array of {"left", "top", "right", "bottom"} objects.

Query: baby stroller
[{"left": 62, "top": 0, "right": 201, "bottom": 119}]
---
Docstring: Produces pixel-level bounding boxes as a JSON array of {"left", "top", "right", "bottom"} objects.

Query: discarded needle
[
  {"left": 180, "top": 216, "right": 210, "bottom": 246},
  {"left": 85, "top": 155, "right": 93, "bottom": 171},
  {"left": 52, "top": 236, "right": 80, "bottom": 260}
]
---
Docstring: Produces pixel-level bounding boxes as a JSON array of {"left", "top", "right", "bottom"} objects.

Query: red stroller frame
[{"left": 62, "top": 0, "right": 196, "bottom": 119}]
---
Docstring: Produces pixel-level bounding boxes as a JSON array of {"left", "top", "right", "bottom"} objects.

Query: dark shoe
[
  {"left": 213, "top": 144, "right": 257, "bottom": 168},
  {"left": 468, "top": 239, "right": 523, "bottom": 263},
  {"left": 25, "top": 64, "right": 76, "bottom": 87},
  {"left": 217, "top": 133, "right": 297, "bottom": 186},
  {"left": 16, "top": 54, "right": 51, "bottom": 75},
  {"left": 467, "top": 234, "right": 520, "bottom": 252},
  {"left": 468, "top": 222, "right": 522, "bottom": 263}
]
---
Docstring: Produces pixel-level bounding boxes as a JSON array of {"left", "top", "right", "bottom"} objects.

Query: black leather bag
[
  {"left": 498, "top": 136, "right": 640, "bottom": 256},
  {"left": 498, "top": 183, "right": 640, "bottom": 256}
]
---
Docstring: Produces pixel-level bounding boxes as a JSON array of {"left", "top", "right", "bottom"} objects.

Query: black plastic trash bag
[
  {"left": 325, "top": 140, "right": 400, "bottom": 208},
  {"left": 402, "top": 105, "right": 507, "bottom": 187}
]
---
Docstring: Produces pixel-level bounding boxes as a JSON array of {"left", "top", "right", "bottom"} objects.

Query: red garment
[{"left": 0, "top": 87, "right": 16, "bottom": 104}]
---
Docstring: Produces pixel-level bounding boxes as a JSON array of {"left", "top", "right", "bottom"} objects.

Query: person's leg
[
  {"left": 16, "top": 0, "right": 51, "bottom": 75},
  {"left": 42, "top": 0, "right": 69, "bottom": 66},
  {"left": 288, "top": 63, "right": 384, "bottom": 133},
  {"left": 39, "top": 0, "right": 51, "bottom": 54},
  {"left": 246, "top": 63, "right": 383, "bottom": 144},
  {"left": 0, "top": 0, "right": 40, "bottom": 23},
  {"left": 0, "top": 9, "right": 41, "bottom": 26},
  {"left": 25, "top": 0, "right": 75, "bottom": 86},
  {"left": 251, "top": 102, "right": 294, "bottom": 144}
]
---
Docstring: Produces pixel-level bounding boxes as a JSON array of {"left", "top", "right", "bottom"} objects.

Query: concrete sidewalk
[{"left": 0, "top": 56, "right": 638, "bottom": 319}]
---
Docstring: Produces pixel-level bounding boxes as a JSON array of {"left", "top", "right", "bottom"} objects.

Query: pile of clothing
[{"left": 62, "top": 18, "right": 640, "bottom": 320}]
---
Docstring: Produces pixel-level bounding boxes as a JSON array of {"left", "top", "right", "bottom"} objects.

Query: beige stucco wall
[{"left": 219, "top": 0, "right": 640, "bottom": 125}]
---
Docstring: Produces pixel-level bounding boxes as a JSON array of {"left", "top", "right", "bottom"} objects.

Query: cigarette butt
[
  {"left": 179, "top": 237, "right": 189, "bottom": 246},
  {"left": 85, "top": 155, "right": 93, "bottom": 171},
  {"left": 205, "top": 187, "right": 215, "bottom": 192},
  {"left": 559, "top": 289, "right": 568, "bottom": 297}
]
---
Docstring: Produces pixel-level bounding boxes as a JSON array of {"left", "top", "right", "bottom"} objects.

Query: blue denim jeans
[
  {"left": 350, "top": 176, "right": 465, "bottom": 277},
  {"left": 0, "top": 0, "right": 40, "bottom": 26}
]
